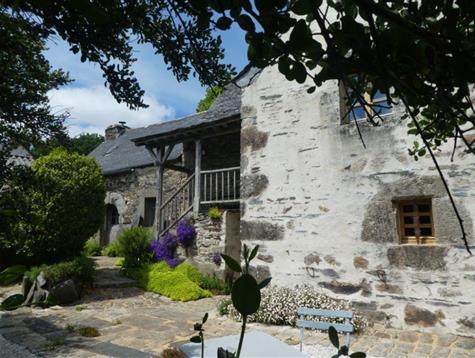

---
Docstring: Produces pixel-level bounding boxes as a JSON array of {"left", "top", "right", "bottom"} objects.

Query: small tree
[{"left": 0, "top": 149, "right": 105, "bottom": 266}]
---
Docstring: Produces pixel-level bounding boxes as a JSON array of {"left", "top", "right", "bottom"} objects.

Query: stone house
[
  {"left": 96, "top": 65, "right": 474, "bottom": 335},
  {"left": 89, "top": 123, "right": 185, "bottom": 245}
]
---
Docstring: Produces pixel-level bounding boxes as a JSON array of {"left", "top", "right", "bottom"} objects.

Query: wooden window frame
[{"left": 397, "top": 199, "right": 435, "bottom": 245}]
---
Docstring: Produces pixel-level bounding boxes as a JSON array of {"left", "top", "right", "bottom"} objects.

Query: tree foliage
[
  {"left": 0, "top": 149, "right": 105, "bottom": 267},
  {"left": 31, "top": 132, "right": 105, "bottom": 158},
  {"left": 196, "top": 87, "right": 224, "bottom": 112}
]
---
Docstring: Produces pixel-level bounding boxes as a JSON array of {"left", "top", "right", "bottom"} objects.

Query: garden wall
[{"left": 240, "top": 66, "right": 475, "bottom": 336}]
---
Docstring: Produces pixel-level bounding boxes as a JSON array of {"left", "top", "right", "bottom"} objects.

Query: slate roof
[
  {"left": 89, "top": 128, "right": 182, "bottom": 176},
  {"left": 131, "top": 66, "right": 260, "bottom": 144},
  {"left": 90, "top": 66, "right": 260, "bottom": 176}
]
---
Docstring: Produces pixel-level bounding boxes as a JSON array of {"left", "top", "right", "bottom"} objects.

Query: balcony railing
[{"left": 200, "top": 166, "right": 240, "bottom": 204}]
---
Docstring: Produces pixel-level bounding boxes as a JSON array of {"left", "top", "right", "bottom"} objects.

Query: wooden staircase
[{"left": 158, "top": 167, "right": 240, "bottom": 237}]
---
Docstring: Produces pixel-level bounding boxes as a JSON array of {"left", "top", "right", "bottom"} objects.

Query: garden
[{"left": 0, "top": 149, "right": 104, "bottom": 309}]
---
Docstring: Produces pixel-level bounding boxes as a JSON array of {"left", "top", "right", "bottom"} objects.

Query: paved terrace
[{"left": 1, "top": 258, "right": 474, "bottom": 358}]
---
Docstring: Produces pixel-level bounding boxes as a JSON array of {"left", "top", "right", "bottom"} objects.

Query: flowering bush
[
  {"left": 150, "top": 233, "right": 182, "bottom": 268},
  {"left": 223, "top": 285, "right": 367, "bottom": 333},
  {"left": 176, "top": 220, "right": 196, "bottom": 248},
  {"left": 212, "top": 253, "right": 222, "bottom": 266}
]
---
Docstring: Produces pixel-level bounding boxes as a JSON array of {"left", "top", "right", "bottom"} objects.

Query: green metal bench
[{"left": 296, "top": 307, "right": 354, "bottom": 352}]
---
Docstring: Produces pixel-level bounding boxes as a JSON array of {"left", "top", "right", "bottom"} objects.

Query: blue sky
[{"left": 45, "top": 25, "right": 248, "bottom": 137}]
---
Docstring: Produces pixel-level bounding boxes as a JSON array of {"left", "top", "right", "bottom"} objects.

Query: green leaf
[
  {"left": 291, "top": 0, "right": 320, "bottom": 15},
  {"left": 293, "top": 61, "right": 307, "bottom": 84},
  {"left": 328, "top": 326, "right": 339, "bottom": 349},
  {"left": 190, "top": 335, "right": 202, "bottom": 343},
  {"left": 231, "top": 274, "right": 261, "bottom": 315},
  {"left": 257, "top": 277, "right": 272, "bottom": 290},
  {"left": 216, "top": 16, "right": 233, "bottom": 30},
  {"left": 237, "top": 14, "right": 255, "bottom": 32},
  {"left": 349, "top": 353, "right": 367, "bottom": 358},
  {"left": 249, "top": 245, "right": 259, "bottom": 261},
  {"left": 0, "top": 265, "right": 27, "bottom": 285},
  {"left": 0, "top": 294, "right": 24, "bottom": 311},
  {"left": 202, "top": 312, "right": 208, "bottom": 324},
  {"left": 221, "top": 254, "right": 242, "bottom": 273}
]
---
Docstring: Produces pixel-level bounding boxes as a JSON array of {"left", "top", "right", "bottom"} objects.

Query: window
[
  {"left": 339, "top": 81, "right": 393, "bottom": 123},
  {"left": 143, "top": 197, "right": 156, "bottom": 227},
  {"left": 397, "top": 199, "right": 435, "bottom": 245}
]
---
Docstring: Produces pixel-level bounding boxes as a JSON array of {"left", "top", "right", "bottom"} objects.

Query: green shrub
[
  {"left": 101, "top": 240, "right": 120, "bottom": 257},
  {"left": 25, "top": 256, "right": 95, "bottom": 288},
  {"left": 201, "top": 274, "right": 231, "bottom": 295},
  {"left": 130, "top": 262, "right": 211, "bottom": 302},
  {"left": 217, "top": 298, "right": 232, "bottom": 316},
  {"left": 83, "top": 239, "right": 101, "bottom": 257},
  {"left": 0, "top": 149, "right": 105, "bottom": 266},
  {"left": 207, "top": 207, "right": 222, "bottom": 220},
  {"left": 0, "top": 265, "right": 27, "bottom": 285},
  {"left": 116, "top": 227, "right": 153, "bottom": 269}
]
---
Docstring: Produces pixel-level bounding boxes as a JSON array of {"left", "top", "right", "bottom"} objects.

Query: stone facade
[
  {"left": 101, "top": 166, "right": 185, "bottom": 244},
  {"left": 239, "top": 65, "right": 475, "bottom": 335}
]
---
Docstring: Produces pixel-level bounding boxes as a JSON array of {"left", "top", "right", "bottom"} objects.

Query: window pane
[
  {"left": 405, "top": 228, "right": 416, "bottom": 236},
  {"left": 404, "top": 216, "right": 414, "bottom": 225},
  {"left": 403, "top": 204, "right": 414, "bottom": 213},
  {"left": 418, "top": 204, "right": 430, "bottom": 212},
  {"left": 421, "top": 228, "right": 432, "bottom": 236},
  {"left": 349, "top": 105, "right": 366, "bottom": 121},
  {"left": 419, "top": 216, "right": 431, "bottom": 224}
]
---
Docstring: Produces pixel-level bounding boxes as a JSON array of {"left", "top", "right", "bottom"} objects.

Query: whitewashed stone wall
[{"left": 240, "top": 65, "right": 475, "bottom": 335}]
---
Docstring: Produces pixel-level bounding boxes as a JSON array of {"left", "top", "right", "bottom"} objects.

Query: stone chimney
[{"left": 105, "top": 122, "right": 129, "bottom": 141}]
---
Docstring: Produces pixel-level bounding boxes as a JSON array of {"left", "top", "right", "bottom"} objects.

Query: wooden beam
[
  {"left": 155, "top": 145, "right": 165, "bottom": 236},
  {"left": 193, "top": 139, "right": 202, "bottom": 214}
]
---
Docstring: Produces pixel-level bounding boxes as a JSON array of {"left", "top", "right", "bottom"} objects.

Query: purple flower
[
  {"left": 212, "top": 253, "right": 222, "bottom": 266},
  {"left": 176, "top": 220, "right": 196, "bottom": 248},
  {"left": 166, "top": 257, "right": 184, "bottom": 268},
  {"left": 150, "top": 232, "right": 179, "bottom": 266}
]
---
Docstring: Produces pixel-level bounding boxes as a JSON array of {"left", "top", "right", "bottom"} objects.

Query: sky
[{"left": 45, "top": 25, "right": 248, "bottom": 137}]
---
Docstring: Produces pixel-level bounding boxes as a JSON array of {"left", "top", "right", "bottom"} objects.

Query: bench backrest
[{"left": 296, "top": 307, "right": 354, "bottom": 333}]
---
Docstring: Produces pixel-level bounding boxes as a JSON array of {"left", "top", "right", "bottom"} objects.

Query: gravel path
[{"left": 0, "top": 334, "right": 38, "bottom": 358}]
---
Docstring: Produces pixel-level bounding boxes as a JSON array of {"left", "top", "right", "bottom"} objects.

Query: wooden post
[
  {"left": 155, "top": 145, "right": 165, "bottom": 235},
  {"left": 193, "top": 139, "right": 202, "bottom": 214}
]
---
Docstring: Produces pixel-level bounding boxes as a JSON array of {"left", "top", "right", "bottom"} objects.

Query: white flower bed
[{"left": 223, "top": 285, "right": 367, "bottom": 332}]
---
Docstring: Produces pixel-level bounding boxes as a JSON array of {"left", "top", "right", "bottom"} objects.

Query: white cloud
[{"left": 48, "top": 86, "right": 175, "bottom": 137}]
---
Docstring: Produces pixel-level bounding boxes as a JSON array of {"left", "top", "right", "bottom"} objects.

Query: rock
[
  {"left": 49, "top": 280, "right": 79, "bottom": 304},
  {"left": 241, "top": 220, "right": 284, "bottom": 241},
  {"left": 240, "top": 174, "right": 269, "bottom": 198},
  {"left": 241, "top": 126, "right": 269, "bottom": 151},
  {"left": 324, "top": 255, "right": 340, "bottom": 266},
  {"left": 257, "top": 254, "right": 274, "bottom": 263},
  {"left": 319, "top": 280, "right": 362, "bottom": 295},
  {"left": 249, "top": 265, "right": 271, "bottom": 283},
  {"left": 387, "top": 245, "right": 449, "bottom": 271},
  {"left": 404, "top": 304, "right": 440, "bottom": 327},
  {"left": 321, "top": 269, "right": 340, "bottom": 278},
  {"left": 304, "top": 253, "right": 321, "bottom": 266},
  {"left": 463, "top": 264, "right": 475, "bottom": 271},
  {"left": 376, "top": 283, "right": 403, "bottom": 294},
  {"left": 353, "top": 256, "right": 369, "bottom": 269},
  {"left": 438, "top": 288, "right": 462, "bottom": 298},
  {"left": 21, "top": 277, "right": 32, "bottom": 297}
]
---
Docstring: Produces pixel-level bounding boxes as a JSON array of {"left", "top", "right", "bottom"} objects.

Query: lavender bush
[
  {"left": 150, "top": 233, "right": 182, "bottom": 268},
  {"left": 176, "top": 220, "right": 196, "bottom": 248}
]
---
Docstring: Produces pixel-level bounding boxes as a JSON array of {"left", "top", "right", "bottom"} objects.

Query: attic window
[
  {"left": 397, "top": 199, "right": 435, "bottom": 245},
  {"left": 339, "top": 81, "right": 393, "bottom": 124}
]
